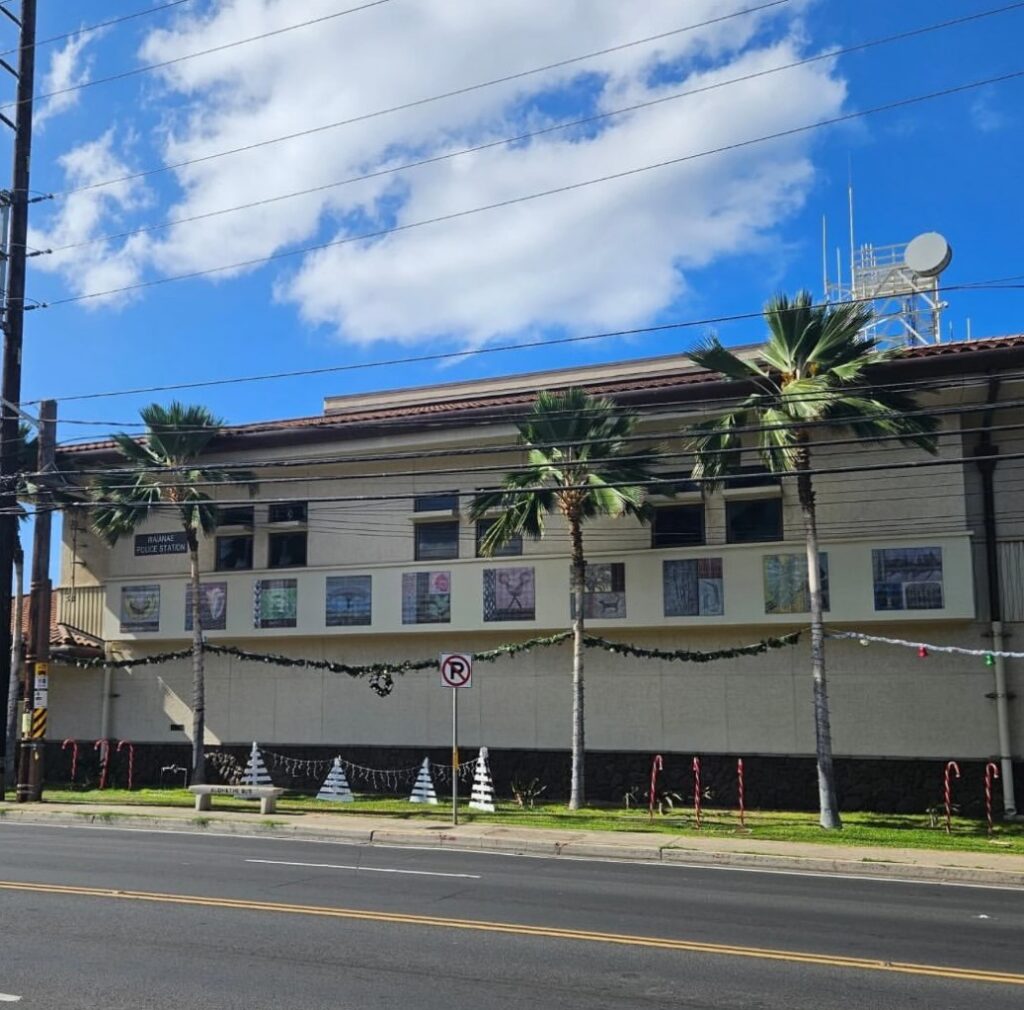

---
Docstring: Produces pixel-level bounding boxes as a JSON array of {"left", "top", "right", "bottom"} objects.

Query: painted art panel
[
  {"left": 872, "top": 547, "right": 944, "bottom": 610},
  {"left": 185, "top": 581, "right": 228, "bottom": 631},
  {"left": 570, "top": 562, "right": 626, "bottom": 619},
  {"left": 326, "top": 575, "right": 373, "bottom": 626},
  {"left": 254, "top": 578, "right": 298, "bottom": 629},
  {"left": 120, "top": 585, "right": 161, "bottom": 633},
  {"left": 763, "top": 553, "right": 830, "bottom": 614},
  {"left": 402, "top": 571, "right": 451, "bottom": 624},
  {"left": 663, "top": 558, "right": 724, "bottom": 617},
  {"left": 483, "top": 567, "right": 535, "bottom": 622}
]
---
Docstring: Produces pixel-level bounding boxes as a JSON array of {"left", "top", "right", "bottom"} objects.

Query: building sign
[
  {"left": 135, "top": 532, "right": 188, "bottom": 557},
  {"left": 326, "top": 575, "right": 372, "bottom": 626},
  {"left": 483, "top": 567, "right": 535, "bottom": 622},
  {"left": 185, "top": 582, "right": 228, "bottom": 631},
  {"left": 254, "top": 579, "right": 298, "bottom": 629},
  {"left": 121, "top": 585, "right": 161, "bottom": 632}
]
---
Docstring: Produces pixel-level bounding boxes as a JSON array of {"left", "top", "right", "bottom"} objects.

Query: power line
[
  {"left": 37, "top": 0, "right": 1024, "bottom": 255},
  {"left": 46, "top": 0, "right": 792, "bottom": 200},
  {"left": 32, "top": 68, "right": 1024, "bottom": 311},
  {"left": 0, "top": 0, "right": 194, "bottom": 60},
  {"left": 1, "top": 0, "right": 395, "bottom": 114}
]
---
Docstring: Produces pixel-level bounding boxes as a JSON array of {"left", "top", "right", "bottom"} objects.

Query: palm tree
[
  {"left": 470, "top": 388, "right": 660, "bottom": 809},
  {"left": 687, "top": 292, "right": 937, "bottom": 829},
  {"left": 89, "top": 403, "right": 246, "bottom": 784}
]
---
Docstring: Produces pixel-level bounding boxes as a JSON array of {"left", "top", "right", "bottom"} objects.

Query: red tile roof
[{"left": 10, "top": 595, "right": 104, "bottom": 658}]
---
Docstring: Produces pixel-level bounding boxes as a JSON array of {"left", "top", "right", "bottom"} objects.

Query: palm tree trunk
[
  {"left": 796, "top": 451, "right": 841, "bottom": 830},
  {"left": 4, "top": 539, "right": 24, "bottom": 791},
  {"left": 187, "top": 530, "right": 206, "bottom": 785},
  {"left": 569, "top": 514, "right": 586, "bottom": 810}
]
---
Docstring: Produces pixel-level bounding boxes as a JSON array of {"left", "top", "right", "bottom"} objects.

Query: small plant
[
  {"left": 510, "top": 776, "right": 547, "bottom": 809},
  {"left": 191, "top": 816, "right": 211, "bottom": 828},
  {"left": 624, "top": 787, "right": 684, "bottom": 815},
  {"left": 926, "top": 803, "right": 960, "bottom": 829}
]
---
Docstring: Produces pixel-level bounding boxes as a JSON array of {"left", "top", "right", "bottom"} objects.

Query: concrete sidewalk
[
  {"left": 3, "top": 800, "right": 1023, "bottom": 886},
  {"left": 8, "top": 798, "right": 1024, "bottom": 885}
]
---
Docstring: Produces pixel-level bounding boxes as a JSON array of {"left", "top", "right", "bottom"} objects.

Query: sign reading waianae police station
[{"left": 134, "top": 532, "right": 188, "bottom": 557}]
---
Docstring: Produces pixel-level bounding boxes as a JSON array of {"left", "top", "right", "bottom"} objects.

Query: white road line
[{"left": 245, "top": 858, "right": 481, "bottom": 879}]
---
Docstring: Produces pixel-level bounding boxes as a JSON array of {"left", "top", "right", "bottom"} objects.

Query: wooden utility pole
[
  {"left": 0, "top": 0, "right": 38, "bottom": 797},
  {"left": 18, "top": 398, "right": 54, "bottom": 801}
]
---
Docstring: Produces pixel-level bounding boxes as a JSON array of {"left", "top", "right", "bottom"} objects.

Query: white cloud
[
  {"left": 43, "top": 0, "right": 846, "bottom": 342},
  {"left": 970, "top": 91, "right": 1007, "bottom": 133},
  {"left": 35, "top": 31, "right": 97, "bottom": 127},
  {"left": 28, "top": 131, "right": 149, "bottom": 306}
]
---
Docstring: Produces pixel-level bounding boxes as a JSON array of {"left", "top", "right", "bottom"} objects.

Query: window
[
  {"left": 649, "top": 470, "right": 700, "bottom": 496},
  {"left": 268, "top": 501, "right": 307, "bottom": 523},
  {"left": 726, "top": 498, "right": 783, "bottom": 543},
  {"left": 216, "top": 535, "right": 253, "bottom": 571},
  {"left": 763, "top": 553, "right": 829, "bottom": 614},
  {"left": 476, "top": 518, "right": 522, "bottom": 557},
  {"left": 651, "top": 505, "right": 705, "bottom": 548},
  {"left": 268, "top": 531, "right": 308, "bottom": 568},
  {"left": 725, "top": 465, "right": 781, "bottom": 490},
  {"left": 217, "top": 505, "right": 254, "bottom": 527},
  {"left": 414, "top": 491, "right": 459, "bottom": 513},
  {"left": 663, "top": 558, "right": 723, "bottom": 616},
  {"left": 415, "top": 521, "right": 460, "bottom": 561},
  {"left": 872, "top": 547, "right": 944, "bottom": 610}
]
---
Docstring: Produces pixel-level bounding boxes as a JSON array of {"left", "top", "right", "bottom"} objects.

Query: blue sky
[{"left": 6, "top": 0, "right": 1023, "bottom": 441}]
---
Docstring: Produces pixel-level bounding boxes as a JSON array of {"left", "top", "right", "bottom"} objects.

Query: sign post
[{"left": 440, "top": 653, "right": 473, "bottom": 826}]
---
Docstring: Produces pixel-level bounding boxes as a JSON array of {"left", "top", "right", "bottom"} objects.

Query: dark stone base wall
[{"left": 42, "top": 741, "right": 1024, "bottom": 816}]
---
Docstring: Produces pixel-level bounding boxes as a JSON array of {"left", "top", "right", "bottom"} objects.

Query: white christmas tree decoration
[
  {"left": 236, "top": 741, "right": 273, "bottom": 798},
  {"left": 469, "top": 747, "right": 496, "bottom": 812},
  {"left": 409, "top": 757, "right": 438, "bottom": 805},
  {"left": 317, "top": 757, "right": 354, "bottom": 803}
]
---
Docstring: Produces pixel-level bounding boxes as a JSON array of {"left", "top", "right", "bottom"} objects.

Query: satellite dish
[{"left": 904, "top": 232, "right": 952, "bottom": 278}]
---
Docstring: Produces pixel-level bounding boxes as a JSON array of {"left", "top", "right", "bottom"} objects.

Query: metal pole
[
  {"left": 0, "top": 0, "right": 39, "bottom": 799},
  {"left": 452, "top": 686, "right": 458, "bottom": 826},
  {"left": 18, "top": 397, "right": 54, "bottom": 802}
]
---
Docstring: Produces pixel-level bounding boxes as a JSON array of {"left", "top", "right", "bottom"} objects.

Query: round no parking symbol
[{"left": 440, "top": 653, "right": 473, "bottom": 689}]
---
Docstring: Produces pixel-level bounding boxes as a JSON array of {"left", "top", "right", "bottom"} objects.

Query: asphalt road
[{"left": 0, "top": 822, "right": 1021, "bottom": 1009}]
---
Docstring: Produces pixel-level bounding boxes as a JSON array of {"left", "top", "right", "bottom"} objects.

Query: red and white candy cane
[
  {"left": 944, "top": 760, "right": 961, "bottom": 834},
  {"left": 737, "top": 758, "right": 746, "bottom": 829},
  {"left": 692, "top": 756, "right": 702, "bottom": 830},
  {"left": 95, "top": 739, "right": 111, "bottom": 790},
  {"left": 985, "top": 762, "right": 1000, "bottom": 836},
  {"left": 648, "top": 754, "right": 663, "bottom": 820},
  {"left": 62, "top": 739, "right": 80, "bottom": 784},
  {"left": 117, "top": 740, "right": 136, "bottom": 792}
]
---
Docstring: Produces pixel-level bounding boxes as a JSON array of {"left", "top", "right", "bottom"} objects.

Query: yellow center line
[{"left": 2, "top": 879, "right": 1020, "bottom": 986}]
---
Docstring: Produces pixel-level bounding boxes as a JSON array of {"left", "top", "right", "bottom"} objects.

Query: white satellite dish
[{"left": 904, "top": 232, "right": 952, "bottom": 278}]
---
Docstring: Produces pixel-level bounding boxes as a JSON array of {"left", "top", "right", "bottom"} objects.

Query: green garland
[{"left": 63, "top": 629, "right": 800, "bottom": 697}]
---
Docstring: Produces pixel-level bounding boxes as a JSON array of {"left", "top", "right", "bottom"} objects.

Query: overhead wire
[{"left": 33, "top": 0, "right": 1021, "bottom": 246}]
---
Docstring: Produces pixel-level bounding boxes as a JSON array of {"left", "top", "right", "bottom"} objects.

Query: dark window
[
  {"left": 268, "top": 531, "right": 308, "bottom": 568},
  {"left": 215, "top": 535, "right": 253, "bottom": 571},
  {"left": 724, "top": 466, "right": 782, "bottom": 490},
  {"left": 414, "top": 492, "right": 459, "bottom": 513},
  {"left": 476, "top": 518, "right": 522, "bottom": 557},
  {"left": 649, "top": 470, "right": 700, "bottom": 495},
  {"left": 651, "top": 505, "right": 705, "bottom": 548},
  {"left": 415, "top": 521, "right": 460, "bottom": 561},
  {"left": 726, "top": 497, "right": 783, "bottom": 543},
  {"left": 268, "top": 502, "right": 308, "bottom": 523},
  {"left": 217, "top": 505, "right": 254, "bottom": 527}
]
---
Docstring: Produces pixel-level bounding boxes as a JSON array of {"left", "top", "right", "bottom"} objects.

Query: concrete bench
[{"left": 189, "top": 784, "right": 285, "bottom": 815}]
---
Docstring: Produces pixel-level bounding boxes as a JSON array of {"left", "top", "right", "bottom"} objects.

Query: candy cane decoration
[
  {"left": 117, "top": 740, "right": 136, "bottom": 792},
  {"left": 737, "top": 757, "right": 746, "bottom": 829},
  {"left": 62, "top": 739, "right": 79, "bottom": 785},
  {"left": 985, "top": 762, "right": 1000, "bottom": 836},
  {"left": 944, "top": 760, "right": 960, "bottom": 834},
  {"left": 692, "top": 756, "right": 702, "bottom": 830},
  {"left": 95, "top": 739, "right": 111, "bottom": 791},
  {"left": 648, "top": 754, "right": 663, "bottom": 821}
]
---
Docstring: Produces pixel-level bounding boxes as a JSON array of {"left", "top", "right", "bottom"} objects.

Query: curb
[{"left": 3, "top": 808, "right": 1023, "bottom": 887}]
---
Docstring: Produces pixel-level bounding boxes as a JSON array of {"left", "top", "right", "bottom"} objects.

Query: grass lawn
[{"left": 23, "top": 787, "right": 1024, "bottom": 856}]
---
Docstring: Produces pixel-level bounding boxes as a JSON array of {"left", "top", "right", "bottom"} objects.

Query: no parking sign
[{"left": 440, "top": 653, "right": 473, "bottom": 689}]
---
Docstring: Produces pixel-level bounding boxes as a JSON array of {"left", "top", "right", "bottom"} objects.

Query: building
[{"left": 41, "top": 335, "right": 1024, "bottom": 811}]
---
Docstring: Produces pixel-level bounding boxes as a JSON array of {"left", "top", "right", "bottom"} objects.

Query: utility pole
[
  {"left": 0, "top": 0, "right": 38, "bottom": 798},
  {"left": 18, "top": 397, "right": 53, "bottom": 802}
]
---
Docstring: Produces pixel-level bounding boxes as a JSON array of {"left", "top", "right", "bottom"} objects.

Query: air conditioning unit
[{"left": 903, "top": 581, "right": 943, "bottom": 610}]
